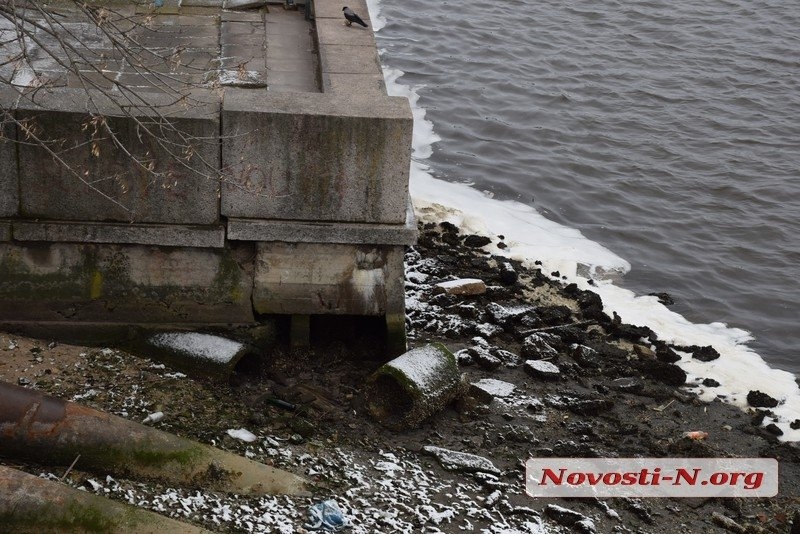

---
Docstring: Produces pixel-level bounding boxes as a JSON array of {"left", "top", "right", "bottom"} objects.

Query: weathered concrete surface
[
  {"left": 226, "top": 205, "right": 417, "bottom": 244},
  {"left": 252, "top": 242, "right": 404, "bottom": 316},
  {"left": 0, "top": 114, "right": 17, "bottom": 218},
  {"left": 13, "top": 87, "right": 221, "bottom": 224},
  {"left": 0, "top": 1, "right": 413, "bottom": 352},
  {"left": 12, "top": 221, "right": 226, "bottom": 248},
  {"left": 221, "top": 90, "right": 412, "bottom": 223},
  {"left": 0, "top": 243, "right": 254, "bottom": 324}
]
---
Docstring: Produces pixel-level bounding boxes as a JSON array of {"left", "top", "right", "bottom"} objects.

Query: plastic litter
[
  {"left": 305, "top": 499, "right": 346, "bottom": 531},
  {"left": 683, "top": 430, "right": 708, "bottom": 440}
]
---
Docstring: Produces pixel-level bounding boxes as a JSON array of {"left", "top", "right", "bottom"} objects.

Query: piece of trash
[
  {"left": 142, "top": 411, "right": 165, "bottom": 424},
  {"left": 305, "top": 499, "right": 346, "bottom": 531},
  {"left": 683, "top": 430, "right": 708, "bottom": 440},
  {"left": 266, "top": 397, "right": 297, "bottom": 411},
  {"left": 365, "top": 343, "right": 466, "bottom": 430},
  {"left": 652, "top": 399, "right": 675, "bottom": 412},
  {"left": 227, "top": 428, "right": 258, "bottom": 442}
]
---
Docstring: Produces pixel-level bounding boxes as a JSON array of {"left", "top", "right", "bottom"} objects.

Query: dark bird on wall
[{"left": 343, "top": 7, "right": 368, "bottom": 27}]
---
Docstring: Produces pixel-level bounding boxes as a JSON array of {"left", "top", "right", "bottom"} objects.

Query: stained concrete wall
[
  {"left": 221, "top": 90, "right": 412, "bottom": 224},
  {"left": 0, "top": 2, "right": 414, "bottom": 354},
  {"left": 14, "top": 88, "right": 221, "bottom": 225},
  {"left": 0, "top": 242, "right": 254, "bottom": 324}
]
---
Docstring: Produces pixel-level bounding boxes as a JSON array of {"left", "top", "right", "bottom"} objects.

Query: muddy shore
[{"left": 1, "top": 220, "right": 799, "bottom": 533}]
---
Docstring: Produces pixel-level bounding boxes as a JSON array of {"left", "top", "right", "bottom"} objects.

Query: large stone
[
  {"left": 252, "top": 241, "right": 404, "bottom": 317},
  {"left": 0, "top": 97, "right": 17, "bottom": 217},
  {"left": 14, "top": 88, "right": 221, "bottom": 225},
  {"left": 221, "top": 90, "right": 412, "bottom": 224},
  {"left": 12, "top": 221, "right": 225, "bottom": 248},
  {"left": 0, "top": 242, "right": 253, "bottom": 324}
]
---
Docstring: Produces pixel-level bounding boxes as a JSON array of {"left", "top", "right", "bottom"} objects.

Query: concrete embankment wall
[{"left": 0, "top": 0, "right": 414, "bottom": 354}]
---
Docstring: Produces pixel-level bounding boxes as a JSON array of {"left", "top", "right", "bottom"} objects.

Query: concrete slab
[
  {"left": 313, "top": 0, "right": 370, "bottom": 21},
  {"left": 0, "top": 222, "right": 10, "bottom": 242},
  {"left": 16, "top": 88, "right": 222, "bottom": 225},
  {"left": 320, "top": 44, "right": 381, "bottom": 74},
  {"left": 0, "top": 113, "right": 17, "bottom": 218},
  {"left": 221, "top": 90, "right": 412, "bottom": 223},
  {"left": 13, "top": 221, "right": 226, "bottom": 248},
  {"left": 252, "top": 242, "right": 391, "bottom": 315},
  {"left": 316, "top": 18, "right": 376, "bottom": 46},
  {"left": 322, "top": 72, "right": 386, "bottom": 96},
  {"left": 0, "top": 242, "right": 254, "bottom": 324}
]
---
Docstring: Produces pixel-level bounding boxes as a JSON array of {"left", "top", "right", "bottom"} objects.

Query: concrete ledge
[
  {"left": 227, "top": 219, "right": 416, "bottom": 245},
  {"left": 12, "top": 221, "right": 226, "bottom": 248},
  {"left": 319, "top": 44, "right": 381, "bottom": 74},
  {"left": 315, "top": 18, "right": 376, "bottom": 47},
  {"left": 227, "top": 205, "right": 417, "bottom": 244},
  {"left": 314, "top": 0, "right": 369, "bottom": 20},
  {"left": 322, "top": 72, "right": 387, "bottom": 96},
  {"left": 221, "top": 90, "right": 412, "bottom": 224}
]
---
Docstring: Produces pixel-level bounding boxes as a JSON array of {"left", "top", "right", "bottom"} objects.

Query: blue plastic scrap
[{"left": 305, "top": 499, "right": 346, "bottom": 531}]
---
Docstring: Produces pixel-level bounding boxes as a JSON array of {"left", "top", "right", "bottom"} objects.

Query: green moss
[
  {"left": 130, "top": 444, "right": 205, "bottom": 468},
  {"left": 0, "top": 502, "right": 117, "bottom": 532}
]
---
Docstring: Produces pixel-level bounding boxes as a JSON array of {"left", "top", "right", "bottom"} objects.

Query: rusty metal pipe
[
  {"left": 0, "top": 464, "right": 210, "bottom": 533},
  {"left": 0, "top": 381, "right": 307, "bottom": 495}
]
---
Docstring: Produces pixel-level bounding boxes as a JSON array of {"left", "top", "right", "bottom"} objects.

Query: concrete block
[
  {"left": 0, "top": 242, "right": 254, "bottom": 324},
  {"left": 322, "top": 72, "right": 386, "bottom": 96},
  {"left": 221, "top": 90, "right": 412, "bottom": 223},
  {"left": 226, "top": 204, "right": 417, "bottom": 244},
  {"left": 14, "top": 87, "right": 221, "bottom": 225},
  {"left": 315, "top": 18, "right": 376, "bottom": 47},
  {"left": 253, "top": 242, "right": 401, "bottom": 315},
  {"left": 0, "top": 222, "right": 10, "bottom": 242},
  {"left": 12, "top": 221, "right": 226, "bottom": 248},
  {"left": 313, "top": 0, "right": 369, "bottom": 20},
  {"left": 0, "top": 90, "right": 18, "bottom": 218},
  {"left": 319, "top": 44, "right": 381, "bottom": 74}
]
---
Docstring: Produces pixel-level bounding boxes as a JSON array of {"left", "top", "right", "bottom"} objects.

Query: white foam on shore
[{"left": 371, "top": 4, "right": 800, "bottom": 441}]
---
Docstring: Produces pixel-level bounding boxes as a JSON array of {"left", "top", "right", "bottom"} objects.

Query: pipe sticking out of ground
[
  {"left": 0, "top": 465, "right": 210, "bottom": 533},
  {"left": 365, "top": 343, "right": 466, "bottom": 430},
  {"left": 0, "top": 381, "right": 308, "bottom": 495}
]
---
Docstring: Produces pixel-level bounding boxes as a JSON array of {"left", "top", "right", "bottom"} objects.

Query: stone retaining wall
[{"left": 0, "top": 0, "right": 414, "bottom": 355}]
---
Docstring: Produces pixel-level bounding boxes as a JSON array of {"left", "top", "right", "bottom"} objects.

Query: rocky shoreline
[{"left": 1, "top": 219, "right": 799, "bottom": 533}]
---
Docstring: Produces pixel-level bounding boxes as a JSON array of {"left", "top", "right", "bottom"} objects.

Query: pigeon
[{"left": 342, "top": 7, "right": 368, "bottom": 27}]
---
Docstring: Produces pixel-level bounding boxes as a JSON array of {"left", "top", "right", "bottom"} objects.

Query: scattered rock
[
  {"left": 570, "top": 344, "right": 601, "bottom": 369},
  {"left": 470, "top": 378, "right": 515, "bottom": 400},
  {"left": 521, "top": 333, "right": 559, "bottom": 360},
  {"left": 544, "top": 504, "right": 596, "bottom": 532},
  {"left": 498, "top": 262, "right": 518, "bottom": 285},
  {"left": 523, "top": 359, "right": 561, "bottom": 381},
  {"left": 692, "top": 345, "right": 721, "bottom": 362},
  {"left": 747, "top": 390, "right": 779, "bottom": 408},
  {"left": 702, "top": 378, "right": 720, "bottom": 387},
  {"left": 610, "top": 377, "right": 644, "bottom": 393},
  {"left": 648, "top": 292, "right": 675, "bottom": 305},
  {"left": 470, "top": 348, "right": 502, "bottom": 371},
  {"left": 463, "top": 235, "right": 492, "bottom": 248},
  {"left": 422, "top": 446, "right": 500, "bottom": 475},
  {"left": 434, "top": 278, "right": 487, "bottom": 296},
  {"left": 711, "top": 511, "right": 746, "bottom": 533},
  {"left": 639, "top": 360, "right": 687, "bottom": 387}
]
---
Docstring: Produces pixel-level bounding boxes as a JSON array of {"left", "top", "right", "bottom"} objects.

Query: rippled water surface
[{"left": 375, "top": 0, "right": 800, "bottom": 372}]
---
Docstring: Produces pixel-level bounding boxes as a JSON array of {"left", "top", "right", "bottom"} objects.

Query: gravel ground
[{"left": 1, "top": 220, "right": 799, "bottom": 533}]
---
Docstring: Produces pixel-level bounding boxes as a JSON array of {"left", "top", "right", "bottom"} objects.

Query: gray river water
[{"left": 374, "top": 0, "right": 800, "bottom": 374}]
